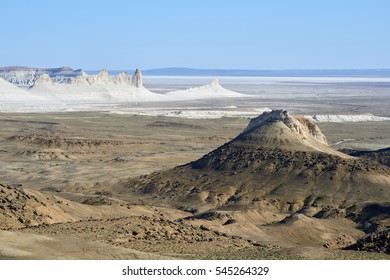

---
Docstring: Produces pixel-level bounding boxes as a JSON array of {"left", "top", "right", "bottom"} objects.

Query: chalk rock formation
[
  {"left": 133, "top": 69, "right": 142, "bottom": 88},
  {"left": 243, "top": 109, "right": 328, "bottom": 145}
]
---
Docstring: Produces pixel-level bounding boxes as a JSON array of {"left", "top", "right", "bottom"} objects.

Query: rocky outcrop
[
  {"left": 130, "top": 109, "right": 390, "bottom": 228},
  {"left": 243, "top": 109, "right": 328, "bottom": 145},
  {"left": 341, "top": 147, "right": 390, "bottom": 168},
  {"left": 210, "top": 79, "right": 220, "bottom": 87},
  {"left": 345, "top": 230, "right": 390, "bottom": 254},
  {"left": 133, "top": 69, "right": 142, "bottom": 88}
]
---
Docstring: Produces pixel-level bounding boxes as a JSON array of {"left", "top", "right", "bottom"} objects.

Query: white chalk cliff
[
  {"left": 29, "top": 69, "right": 160, "bottom": 104},
  {"left": 65, "top": 69, "right": 142, "bottom": 88},
  {"left": 0, "top": 66, "right": 85, "bottom": 87},
  {"left": 133, "top": 68, "right": 142, "bottom": 88},
  {"left": 30, "top": 74, "right": 246, "bottom": 104}
]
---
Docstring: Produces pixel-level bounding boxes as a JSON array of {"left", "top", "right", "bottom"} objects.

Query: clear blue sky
[{"left": 1, "top": 0, "right": 389, "bottom": 70}]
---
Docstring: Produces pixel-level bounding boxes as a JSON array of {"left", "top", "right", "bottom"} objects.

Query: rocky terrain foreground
[
  {"left": 130, "top": 110, "right": 390, "bottom": 256},
  {"left": 0, "top": 111, "right": 389, "bottom": 259}
]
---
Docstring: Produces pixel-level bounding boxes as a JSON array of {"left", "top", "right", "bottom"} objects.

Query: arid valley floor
[
  {"left": 0, "top": 76, "right": 389, "bottom": 259},
  {"left": 0, "top": 111, "right": 389, "bottom": 259}
]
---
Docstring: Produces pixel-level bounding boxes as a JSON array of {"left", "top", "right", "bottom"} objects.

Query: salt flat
[
  {"left": 1, "top": 74, "right": 390, "bottom": 121},
  {"left": 142, "top": 75, "right": 390, "bottom": 118}
]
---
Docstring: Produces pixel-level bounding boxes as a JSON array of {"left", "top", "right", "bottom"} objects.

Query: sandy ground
[{"left": 0, "top": 230, "right": 169, "bottom": 260}]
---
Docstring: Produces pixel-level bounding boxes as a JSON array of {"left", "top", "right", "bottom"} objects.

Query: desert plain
[{"left": 0, "top": 76, "right": 389, "bottom": 259}]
